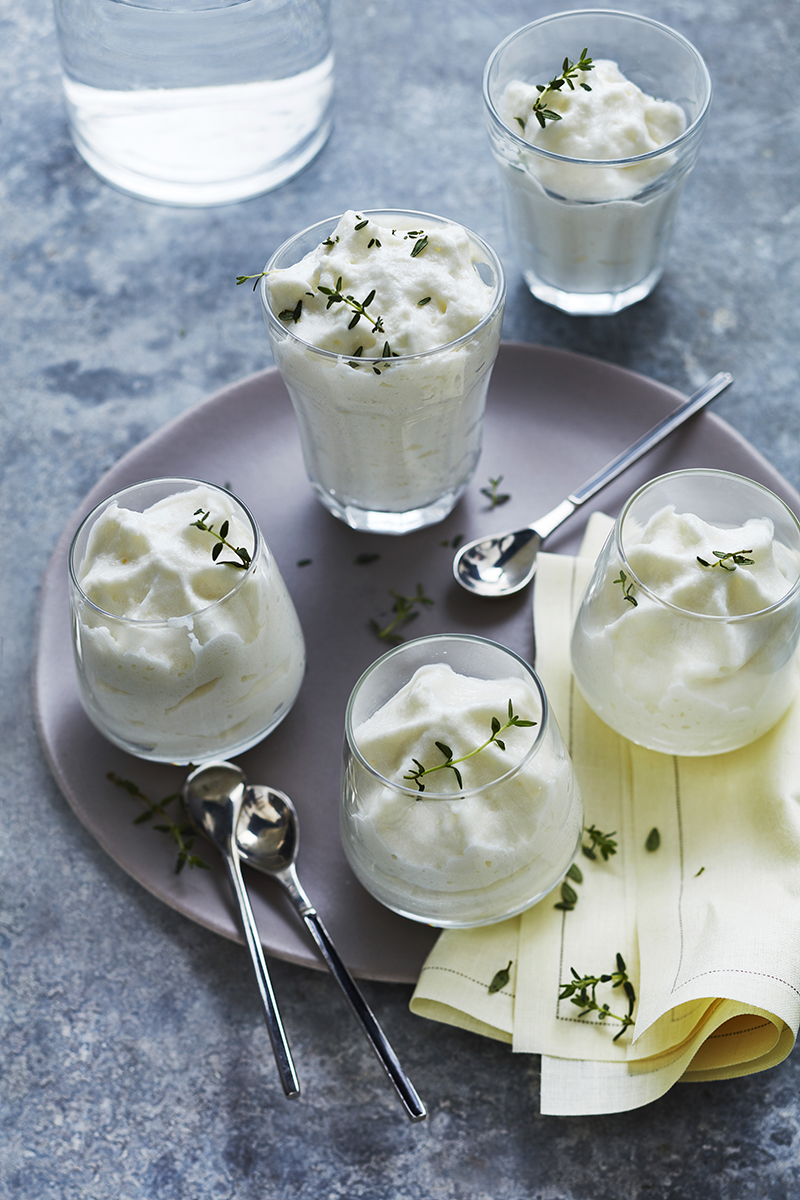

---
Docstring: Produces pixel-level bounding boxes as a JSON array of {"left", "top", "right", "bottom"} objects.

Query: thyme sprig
[
  {"left": 582, "top": 824, "right": 618, "bottom": 862},
  {"left": 614, "top": 569, "right": 638, "bottom": 607},
  {"left": 317, "top": 275, "right": 385, "bottom": 334},
  {"left": 191, "top": 509, "right": 252, "bottom": 569},
  {"left": 697, "top": 549, "right": 754, "bottom": 571},
  {"left": 515, "top": 48, "right": 595, "bottom": 131},
  {"left": 404, "top": 699, "right": 536, "bottom": 793},
  {"left": 107, "top": 772, "right": 209, "bottom": 874},
  {"left": 559, "top": 952, "right": 636, "bottom": 1042},
  {"left": 480, "top": 475, "right": 511, "bottom": 509},
  {"left": 370, "top": 584, "right": 434, "bottom": 644}
]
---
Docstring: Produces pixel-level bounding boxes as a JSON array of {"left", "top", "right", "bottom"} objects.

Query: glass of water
[{"left": 52, "top": 0, "right": 334, "bottom": 206}]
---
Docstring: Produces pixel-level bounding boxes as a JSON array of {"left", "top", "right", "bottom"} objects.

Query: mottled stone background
[{"left": 2, "top": 0, "right": 799, "bottom": 1196}]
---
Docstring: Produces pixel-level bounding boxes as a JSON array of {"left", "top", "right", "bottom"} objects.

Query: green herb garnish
[
  {"left": 516, "top": 48, "right": 595, "bottom": 131},
  {"left": 191, "top": 509, "right": 252, "bottom": 569},
  {"left": 480, "top": 476, "right": 511, "bottom": 509},
  {"left": 645, "top": 827, "right": 661, "bottom": 852},
  {"left": 488, "top": 961, "right": 513, "bottom": 995},
  {"left": 404, "top": 699, "right": 536, "bottom": 793},
  {"left": 559, "top": 952, "right": 636, "bottom": 1042},
  {"left": 108, "top": 772, "right": 209, "bottom": 874},
  {"left": 614, "top": 570, "right": 638, "bottom": 607},
  {"left": 318, "top": 276, "right": 385, "bottom": 334},
  {"left": 582, "top": 825, "right": 618, "bottom": 862},
  {"left": 697, "top": 549, "right": 754, "bottom": 571},
  {"left": 370, "top": 584, "right": 434, "bottom": 644}
]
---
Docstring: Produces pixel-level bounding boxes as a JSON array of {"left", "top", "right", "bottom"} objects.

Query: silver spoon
[
  {"left": 453, "top": 370, "right": 733, "bottom": 597},
  {"left": 236, "top": 774, "right": 427, "bottom": 1123},
  {"left": 183, "top": 762, "right": 300, "bottom": 1099}
]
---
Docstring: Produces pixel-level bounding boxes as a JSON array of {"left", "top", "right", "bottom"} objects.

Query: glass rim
[
  {"left": 260, "top": 208, "right": 506, "bottom": 365},
  {"left": 483, "top": 8, "right": 712, "bottom": 169},
  {"left": 68, "top": 476, "right": 264, "bottom": 626},
  {"left": 613, "top": 468, "right": 800, "bottom": 621},
  {"left": 344, "top": 633, "right": 549, "bottom": 800}
]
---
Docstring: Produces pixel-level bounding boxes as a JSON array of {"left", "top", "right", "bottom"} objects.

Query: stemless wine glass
[
  {"left": 341, "top": 634, "right": 583, "bottom": 927},
  {"left": 570, "top": 470, "right": 800, "bottom": 755},
  {"left": 261, "top": 210, "right": 505, "bottom": 535},
  {"left": 69, "top": 477, "right": 305, "bottom": 763}
]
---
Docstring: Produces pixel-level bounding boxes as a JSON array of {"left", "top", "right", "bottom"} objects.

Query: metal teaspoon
[
  {"left": 453, "top": 370, "right": 733, "bottom": 597},
  {"left": 183, "top": 762, "right": 300, "bottom": 1099},
  {"left": 235, "top": 775, "right": 427, "bottom": 1122}
]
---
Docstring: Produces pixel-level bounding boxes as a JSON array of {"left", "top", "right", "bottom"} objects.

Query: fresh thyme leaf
[
  {"left": 582, "top": 824, "right": 618, "bottom": 862},
  {"left": 488, "top": 960, "right": 513, "bottom": 994},
  {"left": 354, "top": 553, "right": 380, "bottom": 564},
  {"left": 297, "top": 558, "right": 312, "bottom": 567},
  {"left": 645, "top": 827, "right": 661, "bottom": 852},
  {"left": 278, "top": 299, "right": 303, "bottom": 324},
  {"left": 317, "top": 279, "right": 385, "bottom": 335},
  {"left": 410, "top": 235, "right": 429, "bottom": 258},
  {"left": 404, "top": 701, "right": 537, "bottom": 794},
  {"left": 697, "top": 549, "right": 754, "bottom": 571},
  {"left": 107, "top": 772, "right": 210, "bottom": 874},
  {"left": 417, "top": 296, "right": 432, "bottom": 307},
  {"left": 370, "top": 584, "right": 433, "bottom": 644},
  {"left": 516, "top": 48, "right": 594, "bottom": 131},
  {"left": 354, "top": 218, "right": 369, "bottom": 230},
  {"left": 191, "top": 509, "right": 252, "bottom": 570},
  {"left": 236, "top": 269, "right": 272, "bottom": 292},
  {"left": 695, "top": 866, "right": 705, "bottom": 877},
  {"left": 480, "top": 476, "right": 511, "bottom": 509},
  {"left": 614, "top": 570, "right": 638, "bottom": 607},
  {"left": 567, "top": 862, "right": 583, "bottom": 884},
  {"left": 560, "top": 880, "right": 578, "bottom": 906}
]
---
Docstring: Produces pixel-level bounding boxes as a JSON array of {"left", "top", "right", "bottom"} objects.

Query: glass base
[
  {"left": 523, "top": 266, "right": 663, "bottom": 316},
  {"left": 68, "top": 116, "right": 332, "bottom": 208},
  {"left": 313, "top": 483, "right": 464, "bottom": 535}
]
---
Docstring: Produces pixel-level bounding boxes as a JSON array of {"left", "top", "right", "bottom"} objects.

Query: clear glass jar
[
  {"left": 69, "top": 477, "right": 305, "bottom": 763},
  {"left": 570, "top": 470, "right": 800, "bottom": 755},
  {"left": 261, "top": 210, "right": 505, "bottom": 534},
  {"left": 341, "top": 634, "right": 583, "bottom": 927}
]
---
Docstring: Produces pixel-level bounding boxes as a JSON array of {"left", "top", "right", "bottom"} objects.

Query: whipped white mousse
[
  {"left": 72, "top": 483, "right": 305, "bottom": 762},
  {"left": 264, "top": 210, "right": 503, "bottom": 528},
  {"left": 571, "top": 506, "right": 800, "bottom": 755},
  {"left": 496, "top": 59, "right": 689, "bottom": 302},
  {"left": 342, "top": 663, "right": 582, "bottom": 925}
]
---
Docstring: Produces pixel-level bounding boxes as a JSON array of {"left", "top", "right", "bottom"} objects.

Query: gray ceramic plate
[{"left": 34, "top": 343, "right": 799, "bottom": 983}]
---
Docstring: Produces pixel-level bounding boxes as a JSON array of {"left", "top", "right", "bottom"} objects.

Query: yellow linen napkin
[{"left": 410, "top": 513, "right": 800, "bottom": 1115}]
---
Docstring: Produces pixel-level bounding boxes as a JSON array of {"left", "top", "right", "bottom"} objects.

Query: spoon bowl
[{"left": 237, "top": 780, "right": 426, "bottom": 1121}]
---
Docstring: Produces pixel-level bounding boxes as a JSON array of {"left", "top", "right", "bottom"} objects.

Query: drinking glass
[
  {"left": 341, "top": 634, "right": 583, "bottom": 927},
  {"left": 483, "top": 10, "right": 711, "bottom": 314},
  {"left": 69, "top": 477, "right": 305, "bottom": 763},
  {"left": 570, "top": 470, "right": 800, "bottom": 755},
  {"left": 261, "top": 210, "right": 505, "bottom": 535}
]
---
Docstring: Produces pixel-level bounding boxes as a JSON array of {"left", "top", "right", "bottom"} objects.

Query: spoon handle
[
  {"left": 223, "top": 850, "right": 301, "bottom": 1099},
  {"left": 301, "top": 906, "right": 427, "bottom": 1122},
  {"left": 567, "top": 371, "right": 733, "bottom": 509}
]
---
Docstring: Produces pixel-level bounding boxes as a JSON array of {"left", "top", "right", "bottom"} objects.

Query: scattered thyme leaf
[
  {"left": 404, "top": 700, "right": 537, "bottom": 794},
  {"left": 567, "top": 862, "right": 583, "bottom": 884},
  {"left": 410, "top": 235, "right": 429, "bottom": 258},
  {"left": 354, "top": 553, "right": 380, "bottom": 564},
  {"left": 370, "top": 584, "right": 433, "bottom": 644},
  {"left": 695, "top": 866, "right": 705, "bottom": 877},
  {"left": 488, "top": 961, "right": 513, "bottom": 994},
  {"left": 278, "top": 298, "right": 303, "bottom": 324},
  {"left": 191, "top": 509, "right": 251, "bottom": 570},
  {"left": 297, "top": 558, "right": 312, "bottom": 567},
  {"left": 107, "top": 772, "right": 210, "bottom": 874},
  {"left": 480, "top": 476, "right": 511, "bottom": 509},
  {"left": 645, "top": 827, "right": 661, "bottom": 852},
  {"left": 417, "top": 296, "right": 432, "bottom": 307},
  {"left": 317, "top": 279, "right": 385, "bottom": 334}
]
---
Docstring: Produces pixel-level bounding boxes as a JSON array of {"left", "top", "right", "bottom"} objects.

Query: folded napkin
[{"left": 410, "top": 514, "right": 800, "bottom": 1115}]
